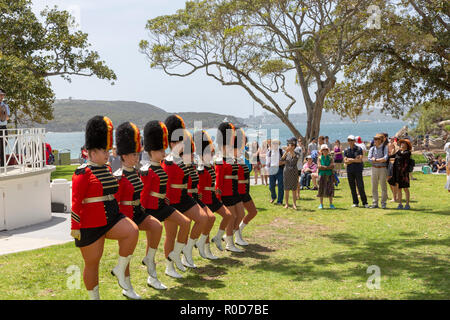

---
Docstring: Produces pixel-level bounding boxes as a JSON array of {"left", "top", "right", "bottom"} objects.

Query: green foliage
[
  {"left": 0, "top": 0, "right": 116, "bottom": 127},
  {"left": 326, "top": 0, "right": 450, "bottom": 120},
  {"left": 404, "top": 98, "right": 450, "bottom": 135}
]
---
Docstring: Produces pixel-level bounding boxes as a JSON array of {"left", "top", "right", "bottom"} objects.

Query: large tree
[
  {"left": 140, "top": 0, "right": 380, "bottom": 144},
  {"left": 326, "top": 0, "right": 449, "bottom": 119},
  {"left": 0, "top": 0, "right": 116, "bottom": 126}
]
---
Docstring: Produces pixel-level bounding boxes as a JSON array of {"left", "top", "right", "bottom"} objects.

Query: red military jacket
[
  {"left": 187, "top": 163, "right": 200, "bottom": 201},
  {"left": 215, "top": 157, "right": 239, "bottom": 199},
  {"left": 198, "top": 164, "right": 216, "bottom": 205},
  {"left": 237, "top": 161, "right": 246, "bottom": 195},
  {"left": 140, "top": 161, "right": 170, "bottom": 210},
  {"left": 71, "top": 162, "right": 120, "bottom": 230},
  {"left": 114, "top": 167, "right": 144, "bottom": 219},
  {"left": 161, "top": 156, "right": 190, "bottom": 205}
]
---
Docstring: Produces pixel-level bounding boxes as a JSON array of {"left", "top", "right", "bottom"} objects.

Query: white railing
[{"left": 0, "top": 128, "right": 46, "bottom": 175}]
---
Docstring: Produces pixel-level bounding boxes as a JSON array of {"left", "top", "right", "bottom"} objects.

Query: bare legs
[
  {"left": 79, "top": 217, "right": 138, "bottom": 298},
  {"left": 284, "top": 190, "right": 297, "bottom": 209},
  {"left": 163, "top": 210, "right": 190, "bottom": 258}
]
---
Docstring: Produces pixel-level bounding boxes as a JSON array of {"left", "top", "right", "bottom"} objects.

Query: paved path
[{"left": 0, "top": 212, "right": 72, "bottom": 256}]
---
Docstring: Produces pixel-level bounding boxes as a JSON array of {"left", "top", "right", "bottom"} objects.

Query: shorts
[
  {"left": 334, "top": 159, "right": 343, "bottom": 163},
  {"left": 145, "top": 206, "right": 175, "bottom": 222},
  {"left": 132, "top": 206, "right": 150, "bottom": 225},
  {"left": 171, "top": 195, "right": 198, "bottom": 213},
  {"left": 193, "top": 194, "right": 206, "bottom": 208},
  {"left": 221, "top": 195, "right": 242, "bottom": 207},
  {"left": 240, "top": 193, "right": 252, "bottom": 203},
  {"left": 206, "top": 193, "right": 224, "bottom": 212},
  {"left": 75, "top": 212, "right": 126, "bottom": 248}
]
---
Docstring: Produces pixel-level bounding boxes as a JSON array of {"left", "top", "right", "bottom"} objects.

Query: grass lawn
[{"left": 1, "top": 171, "right": 448, "bottom": 300}]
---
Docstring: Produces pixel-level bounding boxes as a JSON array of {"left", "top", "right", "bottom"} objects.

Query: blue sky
[{"left": 32, "top": 0, "right": 306, "bottom": 117}]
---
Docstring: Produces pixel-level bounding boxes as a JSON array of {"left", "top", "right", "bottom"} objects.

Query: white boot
[
  {"left": 111, "top": 255, "right": 132, "bottom": 290},
  {"left": 168, "top": 242, "right": 186, "bottom": 272},
  {"left": 87, "top": 285, "right": 100, "bottom": 300},
  {"left": 234, "top": 229, "right": 249, "bottom": 246},
  {"left": 182, "top": 238, "right": 197, "bottom": 268},
  {"left": 204, "top": 243, "right": 219, "bottom": 260},
  {"left": 212, "top": 229, "right": 225, "bottom": 251},
  {"left": 147, "top": 275, "right": 168, "bottom": 290},
  {"left": 196, "top": 234, "right": 208, "bottom": 259},
  {"left": 122, "top": 276, "right": 142, "bottom": 300},
  {"left": 165, "top": 259, "right": 183, "bottom": 279},
  {"left": 142, "top": 248, "right": 157, "bottom": 278},
  {"left": 225, "top": 235, "right": 244, "bottom": 253}
]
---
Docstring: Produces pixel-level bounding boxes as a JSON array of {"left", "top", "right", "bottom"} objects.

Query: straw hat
[{"left": 398, "top": 139, "right": 412, "bottom": 150}]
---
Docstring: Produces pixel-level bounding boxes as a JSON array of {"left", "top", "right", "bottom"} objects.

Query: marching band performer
[
  {"left": 162, "top": 115, "right": 209, "bottom": 269},
  {"left": 71, "top": 116, "right": 139, "bottom": 300},
  {"left": 214, "top": 122, "right": 245, "bottom": 253},
  {"left": 195, "top": 130, "right": 232, "bottom": 256},
  {"left": 140, "top": 120, "right": 191, "bottom": 279},
  {"left": 184, "top": 131, "right": 217, "bottom": 260},
  {"left": 234, "top": 128, "right": 258, "bottom": 246},
  {"left": 114, "top": 122, "right": 166, "bottom": 293}
]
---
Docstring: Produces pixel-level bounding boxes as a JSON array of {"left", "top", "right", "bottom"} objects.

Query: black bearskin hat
[
  {"left": 115, "top": 122, "right": 143, "bottom": 155},
  {"left": 216, "top": 122, "right": 236, "bottom": 148},
  {"left": 233, "top": 127, "right": 246, "bottom": 150},
  {"left": 193, "top": 130, "right": 214, "bottom": 156},
  {"left": 85, "top": 115, "right": 114, "bottom": 150},
  {"left": 164, "top": 114, "right": 186, "bottom": 143},
  {"left": 144, "top": 120, "right": 169, "bottom": 151}
]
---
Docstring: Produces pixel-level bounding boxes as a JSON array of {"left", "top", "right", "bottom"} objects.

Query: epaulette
[
  {"left": 75, "top": 163, "right": 89, "bottom": 175},
  {"left": 113, "top": 168, "right": 123, "bottom": 180},
  {"left": 139, "top": 163, "right": 150, "bottom": 176},
  {"left": 164, "top": 159, "right": 174, "bottom": 165}
]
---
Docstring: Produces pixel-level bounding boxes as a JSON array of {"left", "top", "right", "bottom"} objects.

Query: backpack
[
  {"left": 408, "top": 158, "right": 415, "bottom": 172},
  {"left": 0, "top": 102, "right": 7, "bottom": 122}
]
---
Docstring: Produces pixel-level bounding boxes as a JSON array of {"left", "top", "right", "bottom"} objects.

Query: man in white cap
[
  {"left": 344, "top": 135, "right": 369, "bottom": 208},
  {"left": 0, "top": 88, "right": 10, "bottom": 167}
]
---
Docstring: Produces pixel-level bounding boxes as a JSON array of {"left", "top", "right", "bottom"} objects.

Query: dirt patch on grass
[{"left": 249, "top": 217, "right": 330, "bottom": 250}]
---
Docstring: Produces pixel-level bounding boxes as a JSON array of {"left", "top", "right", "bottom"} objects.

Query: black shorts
[
  {"left": 172, "top": 195, "right": 198, "bottom": 213},
  {"left": 334, "top": 159, "right": 343, "bottom": 163},
  {"left": 75, "top": 212, "right": 126, "bottom": 248},
  {"left": 145, "top": 206, "right": 175, "bottom": 222},
  {"left": 196, "top": 198, "right": 206, "bottom": 208},
  {"left": 193, "top": 194, "right": 206, "bottom": 208},
  {"left": 207, "top": 193, "right": 224, "bottom": 212},
  {"left": 240, "top": 193, "right": 252, "bottom": 203},
  {"left": 221, "top": 195, "right": 242, "bottom": 207},
  {"left": 133, "top": 206, "right": 150, "bottom": 225}
]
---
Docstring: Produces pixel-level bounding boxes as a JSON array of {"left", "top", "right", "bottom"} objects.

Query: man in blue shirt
[
  {"left": 344, "top": 135, "right": 368, "bottom": 208},
  {"left": 0, "top": 88, "right": 10, "bottom": 167},
  {"left": 368, "top": 134, "right": 389, "bottom": 209}
]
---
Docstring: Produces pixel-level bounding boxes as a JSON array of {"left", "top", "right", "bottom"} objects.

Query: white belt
[
  {"left": 150, "top": 191, "right": 166, "bottom": 199},
  {"left": 171, "top": 183, "right": 188, "bottom": 189},
  {"left": 188, "top": 188, "right": 198, "bottom": 193},
  {"left": 224, "top": 175, "right": 238, "bottom": 180},
  {"left": 238, "top": 179, "right": 249, "bottom": 184},
  {"left": 204, "top": 187, "right": 215, "bottom": 191},
  {"left": 120, "top": 199, "right": 141, "bottom": 206},
  {"left": 82, "top": 194, "right": 116, "bottom": 204}
]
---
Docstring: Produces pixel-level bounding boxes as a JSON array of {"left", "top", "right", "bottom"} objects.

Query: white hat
[
  {"left": 320, "top": 144, "right": 329, "bottom": 150},
  {"left": 347, "top": 135, "right": 355, "bottom": 141}
]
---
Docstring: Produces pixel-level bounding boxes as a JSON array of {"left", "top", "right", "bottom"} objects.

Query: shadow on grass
[{"left": 251, "top": 233, "right": 450, "bottom": 299}]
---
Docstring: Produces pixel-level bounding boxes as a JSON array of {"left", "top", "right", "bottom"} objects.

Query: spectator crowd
[{"left": 248, "top": 133, "right": 419, "bottom": 210}]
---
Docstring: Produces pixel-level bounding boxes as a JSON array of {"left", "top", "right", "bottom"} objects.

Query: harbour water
[{"left": 45, "top": 121, "right": 407, "bottom": 160}]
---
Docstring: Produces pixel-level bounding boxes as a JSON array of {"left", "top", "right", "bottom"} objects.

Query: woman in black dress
[{"left": 388, "top": 139, "right": 412, "bottom": 210}]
